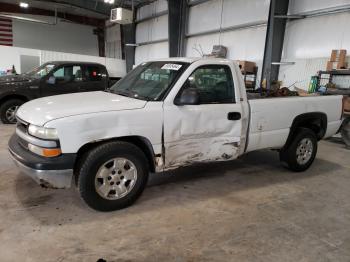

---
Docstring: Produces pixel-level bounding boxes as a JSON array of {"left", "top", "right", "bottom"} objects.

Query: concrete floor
[{"left": 0, "top": 124, "right": 350, "bottom": 262}]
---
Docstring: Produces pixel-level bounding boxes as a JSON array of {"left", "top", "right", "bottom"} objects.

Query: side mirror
[
  {"left": 175, "top": 88, "right": 200, "bottom": 106},
  {"left": 47, "top": 76, "right": 56, "bottom": 85}
]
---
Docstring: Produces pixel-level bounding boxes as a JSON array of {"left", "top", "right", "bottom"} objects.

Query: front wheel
[
  {"left": 77, "top": 141, "right": 149, "bottom": 211},
  {"left": 0, "top": 99, "right": 24, "bottom": 124},
  {"left": 280, "top": 128, "right": 318, "bottom": 172}
]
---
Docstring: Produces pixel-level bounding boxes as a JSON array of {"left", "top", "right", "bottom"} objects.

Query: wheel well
[
  {"left": 284, "top": 112, "right": 327, "bottom": 149},
  {"left": 75, "top": 136, "right": 157, "bottom": 173},
  {"left": 0, "top": 94, "right": 28, "bottom": 105}
]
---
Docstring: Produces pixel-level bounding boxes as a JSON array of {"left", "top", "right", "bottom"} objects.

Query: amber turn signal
[{"left": 28, "top": 144, "right": 62, "bottom": 157}]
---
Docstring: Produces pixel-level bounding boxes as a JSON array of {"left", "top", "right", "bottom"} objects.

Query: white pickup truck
[{"left": 9, "top": 58, "right": 343, "bottom": 211}]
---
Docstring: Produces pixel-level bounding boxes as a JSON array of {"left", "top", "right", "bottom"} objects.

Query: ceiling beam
[
  {"left": 38, "top": 0, "right": 111, "bottom": 16},
  {"left": 0, "top": 2, "right": 105, "bottom": 27}
]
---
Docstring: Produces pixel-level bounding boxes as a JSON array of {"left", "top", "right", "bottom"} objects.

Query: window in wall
[{"left": 184, "top": 65, "right": 235, "bottom": 104}]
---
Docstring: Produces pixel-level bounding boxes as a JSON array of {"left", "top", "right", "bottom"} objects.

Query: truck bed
[{"left": 245, "top": 95, "right": 343, "bottom": 152}]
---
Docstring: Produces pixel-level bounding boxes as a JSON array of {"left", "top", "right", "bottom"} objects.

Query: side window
[
  {"left": 183, "top": 65, "right": 235, "bottom": 104},
  {"left": 52, "top": 65, "right": 82, "bottom": 82},
  {"left": 86, "top": 66, "right": 104, "bottom": 82},
  {"left": 53, "top": 67, "right": 64, "bottom": 78},
  {"left": 73, "top": 66, "right": 83, "bottom": 82}
]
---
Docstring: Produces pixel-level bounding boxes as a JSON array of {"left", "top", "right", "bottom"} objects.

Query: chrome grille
[{"left": 16, "top": 117, "right": 29, "bottom": 133}]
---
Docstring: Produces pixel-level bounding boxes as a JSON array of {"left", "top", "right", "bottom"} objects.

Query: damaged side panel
[
  {"left": 164, "top": 137, "right": 240, "bottom": 170},
  {"left": 163, "top": 102, "right": 244, "bottom": 170}
]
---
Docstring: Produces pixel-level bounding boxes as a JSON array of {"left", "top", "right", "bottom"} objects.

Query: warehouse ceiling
[{"left": 0, "top": 0, "right": 156, "bottom": 19}]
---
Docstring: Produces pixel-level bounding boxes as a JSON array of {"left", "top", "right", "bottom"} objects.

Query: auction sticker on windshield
[{"left": 161, "top": 64, "right": 182, "bottom": 71}]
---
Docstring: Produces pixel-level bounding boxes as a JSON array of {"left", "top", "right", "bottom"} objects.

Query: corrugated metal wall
[
  {"left": 135, "top": 0, "right": 168, "bottom": 65},
  {"left": 186, "top": 0, "right": 270, "bottom": 85},
  {"left": 280, "top": 1, "right": 350, "bottom": 90},
  {"left": 134, "top": 0, "right": 350, "bottom": 91}
]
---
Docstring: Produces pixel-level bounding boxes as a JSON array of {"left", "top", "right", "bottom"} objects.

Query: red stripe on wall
[
  {"left": 0, "top": 33, "right": 12, "bottom": 37},
  {"left": 0, "top": 18, "right": 11, "bottom": 22},
  {"left": 0, "top": 18, "right": 13, "bottom": 46},
  {"left": 0, "top": 28, "right": 12, "bottom": 32},
  {"left": 0, "top": 38, "right": 12, "bottom": 42},
  {"left": 0, "top": 23, "right": 12, "bottom": 28}
]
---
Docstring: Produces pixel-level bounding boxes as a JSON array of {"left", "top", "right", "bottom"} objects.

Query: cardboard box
[
  {"left": 344, "top": 96, "right": 350, "bottom": 112},
  {"left": 330, "top": 49, "right": 347, "bottom": 62},
  {"left": 238, "top": 60, "right": 256, "bottom": 74},
  {"left": 245, "top": 80, "right": 254, "bottom": 88},
  {"left": 327, "top": 61, "right": 337, "bottom": 71},
  {"left": 326, "top": 61, "right": 348, "bottom": 71},
  {"left": 337, "top": 62, "right": 348, "bottom": 69}
]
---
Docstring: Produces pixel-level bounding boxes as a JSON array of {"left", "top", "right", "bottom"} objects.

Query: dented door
[{"left": 163, "top": 64, "right": 242, "bottom": 169}]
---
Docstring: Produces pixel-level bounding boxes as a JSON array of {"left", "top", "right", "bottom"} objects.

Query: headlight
[{"left": 28, "top": 125, "right": 58, "bottom": 140}]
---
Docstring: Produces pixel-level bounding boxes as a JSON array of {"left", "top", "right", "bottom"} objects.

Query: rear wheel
[
  {"left": 77, "top": 141, "right": 149, "bottom": 211},
  {"left": 280, "top": 128, "right": 318, "bottom": 172},
  {"left": 0, "top": 99, "right": 24, "bottom": 124}
]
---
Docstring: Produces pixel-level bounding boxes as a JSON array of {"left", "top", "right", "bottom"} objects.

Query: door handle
[{"left": 227, "top": 112, "right": 241, "bottom": 121}]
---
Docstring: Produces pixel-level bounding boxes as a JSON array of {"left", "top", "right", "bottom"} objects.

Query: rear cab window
[{"left": 85, "top": 65, "right": 106, "bottom": 82}]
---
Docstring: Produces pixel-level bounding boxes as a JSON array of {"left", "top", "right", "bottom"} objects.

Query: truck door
[
  {"left": 163, "top": 64, "right": 243, "bottom": 169},
  {"left": 41, "top": 65, "right": 82, "bottom": 96}
]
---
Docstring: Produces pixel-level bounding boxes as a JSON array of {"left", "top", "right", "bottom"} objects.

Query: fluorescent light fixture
[
  {"left": 19, "top": 2, "right": 29, "bottom": 8},
  {"left": 104, "top": 0, "right": 114, "bottom": 3},
  {"left": 271, "top": 61, "right": 296, "bottom": 65}
]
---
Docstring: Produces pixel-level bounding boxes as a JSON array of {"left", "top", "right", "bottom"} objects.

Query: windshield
[
  {"left": 110, "top": 61, "right": 188, "bottom": 101},
  {"left": 26, "top": 64, "right": 56, "bottom": 79}
]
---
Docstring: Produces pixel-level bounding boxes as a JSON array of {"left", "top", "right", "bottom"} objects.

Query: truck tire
[
  {"left": 77, "top": 141, "right": 149, "bottom": 211},
  {"left": 0, "top": 99, "right": 24, "bottom": 124},
  {"left": 280, "top": 128, "right": 318, "bottom": 172}
]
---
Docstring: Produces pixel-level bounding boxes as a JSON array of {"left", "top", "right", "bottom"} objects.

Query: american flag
[{"left": 0, "top": 18, "right": 13, "bottom": 46}]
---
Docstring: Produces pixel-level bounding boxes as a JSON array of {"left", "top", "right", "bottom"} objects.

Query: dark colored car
[{"left": 0, "top": 61, "right": 116, "bottom": 124}]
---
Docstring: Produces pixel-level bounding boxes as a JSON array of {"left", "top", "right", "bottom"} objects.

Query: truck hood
[
  {"left": 0, "top": 74, "right": 32, "bottom": 84},
  {"left": 16, "top": 91, "right": 148, "bottom": 126}
]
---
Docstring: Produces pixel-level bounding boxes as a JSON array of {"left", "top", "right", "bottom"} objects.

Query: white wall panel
[
  {"left": 289, "top": 0, "right": 350, "bottom": 14},
  {"left": 136, "top": 15, "right": 168, "bottom": 43},
  {"left": 279, "top": 58, "right": 328, "bottom": 90},
  {"left": 105, "top": 24, "right": 122, "bottom": 59},
  {"left": 282, "top": 12, "right": 350, "bottom": 60},
  {"left": 0, "top": 46, "right": 126, "bottom": 77},
  {"left": 186, "top": 26, "right": 266, "bottom": 88},
  {"left": 12, "top": 15, "right": 98, "bottom": 56},
  {"left": 135, "top": 42, "right": 169, "bottom": 65},
  {"left": 188, "top": 0, "right": 269, "bottom": 35},
  {"left": 186, "top": 26, "right": 266, "bottom": 61},
  {"left": 135, "top": 0, "right": 169, "bottom": 65},
  {"left": 0, "top": 45, "right": 40, "bottom": 74},
  {"left": 136, "top": 0, "right": 168, "bottom": 20}
]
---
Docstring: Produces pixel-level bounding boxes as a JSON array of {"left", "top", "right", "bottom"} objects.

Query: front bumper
[{"left": 8, "top": 134, "right": 76, "bottom": 189}]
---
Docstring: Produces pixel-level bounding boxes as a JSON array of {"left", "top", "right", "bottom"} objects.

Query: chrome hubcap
[
  {"left": 95, "top": 158, "right": 137, "bottom": 200},
  {"left": 6, "top": 106, "right": 19, "bottom": 123},
  {"left": 296, "top": 138, "right": 313, "bottom": 165}
]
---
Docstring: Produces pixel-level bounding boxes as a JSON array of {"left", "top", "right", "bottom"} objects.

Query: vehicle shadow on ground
[
  {"left": 325, "top": 137, "right": 349, "bottom": 149},
  {"left": 13, "top": 149, "right": 343, "bottom": 226}
]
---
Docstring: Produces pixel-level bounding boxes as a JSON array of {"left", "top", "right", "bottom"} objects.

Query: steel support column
[
  {"left": 121, "top": 23, "right": 136, "bottom": 72},
  {"left": 261, "top": 0, "right": 290, "bottom": 90},
  {"left": 168, "top": 0, "right": 188, "bottom": 57}
]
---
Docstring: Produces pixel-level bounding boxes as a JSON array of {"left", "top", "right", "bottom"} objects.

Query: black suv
[{"left": 0, "top": 61, "right": 114, "bottom": 124}]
